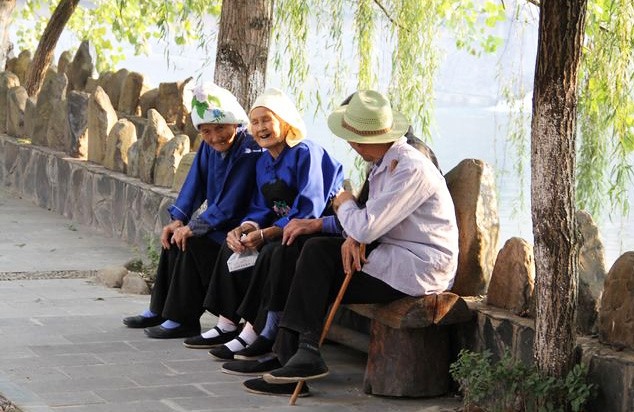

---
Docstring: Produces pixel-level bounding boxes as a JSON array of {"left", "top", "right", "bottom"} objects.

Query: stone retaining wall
[
  {"left": 454, "top": 300, "right": 634, "bottom": 412},
  {"left": 0, "top": 134, "right": 174, "bottom": 251}
]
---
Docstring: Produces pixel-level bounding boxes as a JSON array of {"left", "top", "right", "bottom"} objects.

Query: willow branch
[{"left": 371, "top": 0, "right": 409, "bottom": 32}]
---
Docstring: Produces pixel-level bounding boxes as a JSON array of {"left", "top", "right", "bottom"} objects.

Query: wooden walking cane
[{"left": 289, "top": 243, "right": 366, "bottom": 405}]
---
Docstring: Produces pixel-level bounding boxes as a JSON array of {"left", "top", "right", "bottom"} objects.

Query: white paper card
[{"left": 227, "top": 249, "right": 259, "bottom": 272}]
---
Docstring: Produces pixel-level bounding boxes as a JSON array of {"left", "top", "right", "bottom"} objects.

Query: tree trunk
[
  {"left": 531, "top": 0, "right": 587, "bottom": 382},
  {"left": 214, "top": 0, "right": 273, "bottom": 110},
  {"left": 0, "top": 0, "right": 16, "bottom": 69},
  {"left": 25, "top": 0, "right": 79, "bottom": 97}
]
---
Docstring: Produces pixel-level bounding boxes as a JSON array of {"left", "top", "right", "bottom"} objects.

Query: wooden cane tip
[{"left": 289, "top": 381, "right": 304, "bottom": 405}]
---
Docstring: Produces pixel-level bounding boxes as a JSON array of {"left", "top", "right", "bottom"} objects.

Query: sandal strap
[{"left": 235, "top": 336, "right": 249, "bottom": 348}]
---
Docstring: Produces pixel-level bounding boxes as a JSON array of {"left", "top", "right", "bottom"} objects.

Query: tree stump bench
[{"left": 342, "top": 291, "right": 473, "bottom": 397}]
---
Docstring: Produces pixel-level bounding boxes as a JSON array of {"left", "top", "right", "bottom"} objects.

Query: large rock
[
  {"left": 23, "top": 95, "right": 37, "bottom": 139},
  {"left": 7, "top": 86, "right": 28, "bottom": 137},
  {"left": 126, "top": 140, "right": 140, "bottom": 178},
  {"left": 57, "top": 50, "right": 73, "bottom": 75},
  {"left": 576, "top": 210, "right": 607, "bottom": 335},
  {"left": 32, "top": 72, "right": 68, "bottom": 146},
  {"left": 183, "top": 112, "right": 199, "bottom": 146},
  {"left": 154, "top": 134, "right": 190, "bottom": 187},
  {"left": 1, "top": 71, "right": 20, "bottom": 133},
  {"left": 66, "top": 91, "right": 90, "bottom": 158},
  {"left": 121, "top": 272, "right": 150, "bottom": 295},
  {"left": 138, "top": 109, "right": 174, "bottom": 184},
  {"left": 97, "top": 266, "right": 128, "bottom": 288},
  {"left": 117, "top": 71, "right": 144, "bottom": 115},
  {"left": 103, "top": 68, "right": 128, "bottom": 111},
  {"left": 104, "top": 119, "right": 137, "bottom": 173},
  {"left": 66, "top": 40, "right": 95, "bottom": 92},
  {"left": 46, "top": 96, "right": 68, "bottom": 150},
  {"left": 486, "top": 237, "right": 534, "bottom": 316},
  {"left": 12, "top": 50, "right": 31, "bottom": 84},
  {"left": 97, "top": 70, "right": 113, "bottom": 91},
  {"left": 599, "top": 252, "right": 634, "bottom": 350},
  {"left": 139, "top": 87, "right": 158, "bottom": 117},
  {"left": 445, "top": 159, "right": 499, "bottom": 296},
  {"left": 84, "top": 77, "right": 99, "bottom": 94},
  {"left": 1, "top": 78, "right": 18, "bottom": 127},
  {"left": 156, "top": 77, "right": 192, "bottom": 127},
  {"left": 172, "top": 151, "right": 196, "bottom": 192},
  {"left": 87, "top": 86, "right": 117, "bottom": 164}
]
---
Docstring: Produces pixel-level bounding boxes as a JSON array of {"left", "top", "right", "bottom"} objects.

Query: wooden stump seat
[{"left": 341, "top": 292, "right": 473, "bottom": 397}]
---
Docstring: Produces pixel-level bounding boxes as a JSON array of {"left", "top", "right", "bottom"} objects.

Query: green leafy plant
[
  {"left": 143, "top": 234, "right": 161, "bottom": 282},
  {"left": 450, "top": 349, "right": 596, "bottom": 412}
]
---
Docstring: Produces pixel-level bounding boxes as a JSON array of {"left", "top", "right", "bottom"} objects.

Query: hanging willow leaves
[
  {"left": 272, "top": 0, "right": 505, "bottom": 140},
  {"left": 577, "top": 0, "right": 634, "bottom": 216}
]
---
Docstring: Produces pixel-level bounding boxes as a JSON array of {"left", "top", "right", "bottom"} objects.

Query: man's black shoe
[
  {"left": 263, "top": 345, "right": 328, "bottom": 383},
  {"left": 242, "top": 377, "right": 310, "bottom": 397},
  {"left": 123, "top": 315, "right": 164, "bottom": 329},
  {"left": 144, "top": 323, "right": 200, "bottom": 339},
  {"left": 234, "top": 335, "right": 274, "bottom": 360},
  {"left": 183, "top": 327, "right": 240, "bottom": 349},
  {"left": 221, "top": 358, "right": 282, "bottom": 376}
]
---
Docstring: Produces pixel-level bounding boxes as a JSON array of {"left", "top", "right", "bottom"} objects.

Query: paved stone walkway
[{"left": 0, "top": 189, "right": 462, "bottom": 412}]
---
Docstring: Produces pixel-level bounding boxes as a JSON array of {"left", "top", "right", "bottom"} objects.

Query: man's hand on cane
[{"left": 341, "top": 236, "right": 367, "bottom": 275}]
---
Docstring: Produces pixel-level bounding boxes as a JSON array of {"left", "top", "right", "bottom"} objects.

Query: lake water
[{"left": 9, "top": 2, "right": 633, "bottom": 267}]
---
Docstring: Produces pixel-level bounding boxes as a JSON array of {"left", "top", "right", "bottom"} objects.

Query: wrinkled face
[
  {"left": 249, "top": 107, "right": 287, "bottom": 156},
  {"left": 199, "top": 123, "right": 238, "bottom": 152}
]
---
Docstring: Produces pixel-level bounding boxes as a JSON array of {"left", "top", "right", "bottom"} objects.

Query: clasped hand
[
  {"left": 226, "top": 224, "right": 264, "bottom": 253},
  {"left": 161, "top": 220, "right": 193, "bottom": 252}
]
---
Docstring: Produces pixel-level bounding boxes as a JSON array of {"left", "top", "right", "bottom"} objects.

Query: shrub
[{"left": 449, "top": 350, "right": 596, "bottom": 412}]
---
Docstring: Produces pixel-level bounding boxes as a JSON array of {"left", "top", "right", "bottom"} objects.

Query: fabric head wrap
[
  {"left": 190, "top": 83, "right": 248, "bottom": 128},
  {"left": 249, "top": 88, "right": 306, "bottom": 147}
]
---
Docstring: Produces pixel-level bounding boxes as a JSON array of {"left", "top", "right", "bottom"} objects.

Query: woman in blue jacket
[
  {"left": 123, "top": 84, "right": 262, "bottom": 339},
  {"left": 183, "top": 88, "right": 344, "bottom": 358}
]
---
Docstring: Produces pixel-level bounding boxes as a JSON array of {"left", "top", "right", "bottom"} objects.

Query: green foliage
[
  {"left": 14, "top": 0, "right": 221, "bottom": 72},
  {"left": 272, "top": 0, "right": 310, "bottom": 108},
  {"left": 450, "top": 350, "right": 596, "bottom": 412},
  {"left": 499, "top": 0, "right": 634, "bottom": 218},
  {"left": 576, "top": 0, "right": 634, "bottom": 217},
  {"left": 355, "top": 0, "right": 377, "bottom": 90},
  {"left": 271, "top": 0, "right": 505, "bottom": 139},
  {"left": 143, "top": 234, "right": 161, "bottom": 281}
]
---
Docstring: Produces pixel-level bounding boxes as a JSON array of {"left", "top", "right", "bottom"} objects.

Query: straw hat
[
  {"left": 190, "top": 83, "right": 248, "bottom": 128},
  {"left": 249, "top": 88, "right": 306, "bottom": 147},
  {"left": 327, "top": 90, "right": 408, "bottom": 143}
]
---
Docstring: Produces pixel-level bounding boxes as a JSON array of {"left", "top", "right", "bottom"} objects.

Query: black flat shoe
[
  {"left": 208, "top": 336, "right": 248, "bottom": 361},
  {"left": 234, "top": 335, "right": 274, "bottom": 360},
  {"left": 144, "top": 323, "right": 200, "bottom": 339},
  {"left": 221, "top": 358, "right": 282, "bottom": 376},
  {"left": 183, "top": 327, "right": 240, "bottom": 349},
  {"left": 263, "top": 345, "right": 328, "bottom": 383},
  {"left": 242, "top": 377, "right": 310, "bottom": 397},
  {"left": 123, "top": 315, "right": 164, "bottom": 328}
]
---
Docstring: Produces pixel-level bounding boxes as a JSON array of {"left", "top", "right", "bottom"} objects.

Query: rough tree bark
[
  {"left": 214, "top": 0, "right": 273, "bottom": 110},
  {"left": 25, "top": 0, "right": 79, "bottom": 97},
  {"left": 0, "top": 0, "right": 16, "bottom": 69},
  {"left": 531, "top": 0, "right": 587, "bottom": 381}
]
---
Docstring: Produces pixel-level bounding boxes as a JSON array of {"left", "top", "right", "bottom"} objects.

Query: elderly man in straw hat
[{"left": 241, "top": 90, "right": 459, "bottom": 396}]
